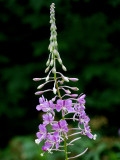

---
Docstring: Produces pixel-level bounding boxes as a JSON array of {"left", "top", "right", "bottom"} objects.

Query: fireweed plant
[{"left": 33, "top": 3, "right": 96, "bottom": 160}]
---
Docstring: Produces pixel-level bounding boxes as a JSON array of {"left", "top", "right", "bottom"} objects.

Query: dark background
[{"left": 0, "top": 0, "right": 120, "bottom": 159}]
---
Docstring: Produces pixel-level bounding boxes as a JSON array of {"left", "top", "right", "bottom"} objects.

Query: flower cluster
[
  {"left": 33, "top": 3, "right": 96, "bottom": 159},
  {"left": 35, "top": 94, "right": 96, "bottom": 154}
]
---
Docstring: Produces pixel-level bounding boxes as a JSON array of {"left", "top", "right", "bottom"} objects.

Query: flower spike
[{"left": 33, "top": 2, "right": 96, "bottom": 160}]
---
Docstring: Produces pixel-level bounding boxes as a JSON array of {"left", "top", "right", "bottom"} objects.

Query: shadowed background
[{"left": 0, "top": 0, "right": 120, "bottom": 159}]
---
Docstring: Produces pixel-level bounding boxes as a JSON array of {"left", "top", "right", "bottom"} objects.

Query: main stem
[{"left": 53, "top": 54, "right": 68, "bottom": 160}]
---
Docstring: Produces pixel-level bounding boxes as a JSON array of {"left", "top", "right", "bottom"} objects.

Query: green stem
[{"left": 53, "top": 54, "right": 68, "bottom": 160}]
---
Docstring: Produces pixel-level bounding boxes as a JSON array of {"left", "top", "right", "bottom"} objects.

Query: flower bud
[
  {"left": 64, "top": 89, "right": 71, "bottom": 94},
  {"left": 52, "top": 67, "right": 56, "bottom": 74},
  {"left": 50, "top": 20, "right": 53, "bottom": 24},
  {"left": 54, "top": 41, "right": 58, "bottom": 47},
  {"left": 37, "top": 83, "right": 45, "bottom": 89},
  {"left": 46, "top": 76, "right": 49, "bottom": 81},
  {"left": 68, "top": 78, "right": 79, "bottom": 81},
  {"left": 62, "top": 76, "right": 69, "bottom": 82},
  {"left": 45, "top": 66, "right": 49, "bottom": 73},
  {"left": 33, "top": 78, "right": 42, "bottom": 81},
  {"left": 52, "top": 95, "right": 57, "bottom": 101},
  {"left": 53, "top": 49, "right": 59, "bottom": 57},
  {"left": 46, "top": 59, "right": 50, "bottom": 66},
  {"left": 35, "top": 91, "right": 44, "bottom": 95},
  {"left": 58, "top": 80, "right": 64, "bottom": 85},
  {"left": 58, "top": 58, "right": 62, "bottom": 65},
  {"left": 71, "top": 87, "right": 79, "bottom": 91},
  {"left": 53, "top": 86, "right": 57, "bottom": 94},
  {"left": 50, "top": 59, "right": 53, "bottom": 66},
  {"left": 62, "top": 64, "right": 67, "bottom": 71},
  {"left": 70, "top": 94, "right": 78, "bottom": 98}
]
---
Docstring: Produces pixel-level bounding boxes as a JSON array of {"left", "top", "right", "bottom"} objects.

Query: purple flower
[
  {"left": 73, "top": 103, "right": 85, "bottom": 119},
  {"left": 39, "top": 95, "right": 45, "bottom": 103},
  {"left": 86, "top": 132, "right": 93, "bottom": 139},
  {"left": 52, "top": 120, "right": 68, "bottom": 135},
  {"left": 43, "top": 113, "right": 54, "bottom": 125},
  {"left": 42, "top": 141, "right": 52, "bottom": 151},
  {"left": 42, "top": 100, "right": 55, "bottom": 113},
  {"left": 83, "top": 125, "right": 93, "bottom": 139},
  {"left": 48, "top": 131, "right": 60, "bottom": 149},
  {"left": 36, "top": 124, "right": 47, "bottom": 142},
  {"left": 36, "top": 95, "right": 45, "bottom": 111},
  {"left": 56, "top": 99, "right": 74, "bottom": 114},
  {"left": 78, "top": 94, "right": 86, "bottom": 105},
  {"left": 36, "top": 96, "right": 55, "bottom": 114},
  {"left": 78, "top": 113, "right": 90, "bottom": 125}
]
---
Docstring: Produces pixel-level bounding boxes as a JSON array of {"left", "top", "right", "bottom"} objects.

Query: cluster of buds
[{"left": 33, "top": 3, "right": 96, "bottom": 160}]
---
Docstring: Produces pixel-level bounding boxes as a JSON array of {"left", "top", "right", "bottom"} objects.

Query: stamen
[
  {"left": 68, "top": 137, "right": 81, "bottom": 144},
  {"left": 68, "top": 128, "right": 81, "bottom": 131},
  {"left": 68, "top": 132, "right": 82, "bottom": 137},
  {"left": 51, "top": 149, "right": 71, "bottom": 154},
  {"left": 67, "top": 148, "right": 88, "bottom": 159}
]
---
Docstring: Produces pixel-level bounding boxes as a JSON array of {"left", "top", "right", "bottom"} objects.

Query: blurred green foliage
[
  {"left": 0, "top": 0, "right": 120, "bottom": 159},
  {"left": 0, "top": 134, "right": 120, "bottom": 160}
]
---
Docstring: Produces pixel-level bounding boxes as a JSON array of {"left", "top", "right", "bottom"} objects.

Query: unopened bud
[
  {"left": 62, "top": 76, "right": 69, "bottom": 82},
  {"left": 45, "top": 67, "right": 49, "bottom": 73},
  {"left": 53, "top": 87, "right": 57, "bottom": 94},
  {"left": 49, "top": 44, "right": 53, "bottom": 52},
  {"left": 68, "top": 78, "right": 79, "bottom": 81},
  {"left": 52, "top": 95, "right": 57, "bottom": 101},
  {"left": 46, "top": 59, "right": 50, "bottom": 66},
  {"left": 46, "top": 76, "right": 49, "bottom": 81},
  {"left": 35, "top": 91, "right": 44, "bottom": 95},
  {"left": 62, "top": 65, "right": 67, "bottom": 71},
  {"left": 54, "top": 41, "right": 58, "bottom": 47},
  {"left": 52, "top": 67, "right": 56, "bottom": 74},
  {"left": 71, "top": 87, "right": 79, "bottom": 91},
  {"left": 50, "top": 59, "right": 53, "bottom": 66},
  {"left": 33, "top": 78, "right": 42, "bottom": 81},
  {"left": 58, "top": 80, "right": 64, "bottom": 85},
  {"left": 37, "top": 83, "right": 45, "bottom": 89},
  {"left": 70, "top": 94, "right": 78, "bottom": 98},
  {"left": 64, "top": 89, "right": 71, "bottom": 94},
  {"left": 53, "top": 49, "right": 59, "bottom": 56},
  {"left": 58, "top": 58, "right": 62, "bottom": 65}
]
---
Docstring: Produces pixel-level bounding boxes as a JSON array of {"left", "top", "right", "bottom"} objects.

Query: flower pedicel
[{"left": 33, "top": 3, "right": 96, "bottom": 160}]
